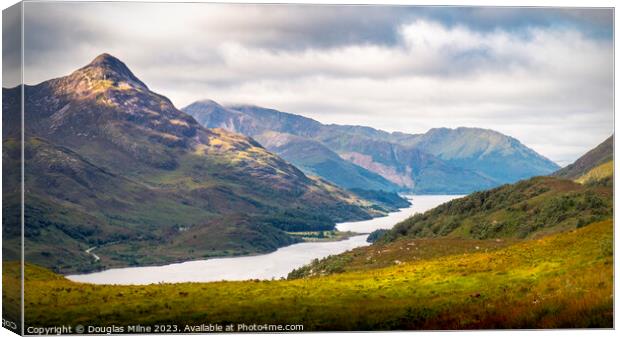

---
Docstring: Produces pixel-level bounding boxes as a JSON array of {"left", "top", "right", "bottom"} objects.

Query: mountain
[
  {"left": 374, "top": 137, "right": 613, "bottom": 242},
  {"left": 253, "top": 131, "right": 401, "bottom": 192},
  {"left": 552, "top": 135, "right": 613, "bottom": 180},
  {"left": 404, "top": 127, "right": 560, "bottom": 183},
  {"left": 2, "top": 53, "right": 383, "bottom": 273},
  {"left": 214, "top": 105, "right": 497, "bottom": 194},
  {"left": 183, "top": 101, "right": 558, "bottom": 194},
  {"left": 316, "top": 131, "right": 496, "bottom": 194},
  {"left": 185, "top": 100, "right": 403, "bottom": 192},
  {"left": 575, "top": 160, "right": 613, "bottom": 184}
]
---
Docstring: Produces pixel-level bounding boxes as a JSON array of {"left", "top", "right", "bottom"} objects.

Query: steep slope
[
  {"left": 406, "top": 127, "right": 559, "bottom": 183},
  {"left": 184, "top": 101, "right": 502, "bottom": 194},
  {"left": 5, "top": 137, "right": 290, "bottom": 273},
  {"left": 3, "top": 53, "right": 381, "bottom": 273},
  {"left": 224, "top": 105, "right": 498, "bottom": 193},
  {"left": 186, "top": 100, "right": 323, "bottom": 138},
  {"left": 552, "top": 135, "right": 613, "bottom": 180},
  {"left": 253, "top": 131, "right": 401, "bottom": 192},
  {"left": 319, "top": 132, "right": 496, "bottom": 194}
]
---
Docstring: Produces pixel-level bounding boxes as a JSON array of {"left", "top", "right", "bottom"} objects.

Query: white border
[{"left": 0, "top": 1, "right": 616, "bottom": 337}]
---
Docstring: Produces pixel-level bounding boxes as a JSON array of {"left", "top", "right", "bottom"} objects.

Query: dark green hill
[
  {"left": 552, "top": 135, "right": 613, "bottom": 180},
  {"left": 383, "top": 176, "right": 611, "bottom": 242}
]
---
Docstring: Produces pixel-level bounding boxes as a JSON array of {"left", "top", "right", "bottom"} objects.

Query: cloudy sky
[{"left": 19, "top": 2, "right": 613, "bottom": 166}]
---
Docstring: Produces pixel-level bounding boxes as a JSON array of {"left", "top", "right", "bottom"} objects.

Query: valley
[
  {"left": 7, "top": 218, "right": 612, "bottom": 329},
  {"left": 1, "top": 52, "right": 613, "bottom": 331},
  {"left": 8, "top": 135, "right": 612, "bottom": 328},
  {"left": 66, "top": 195, "right": 457, "bottom": 284},
  {"left": 2, "top": 54, "right": 406, "bottom": 274}
]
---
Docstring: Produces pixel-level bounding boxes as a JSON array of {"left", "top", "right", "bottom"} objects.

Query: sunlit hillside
[{"left": 6, "top": 218, "right": 612, "bottom": 330}]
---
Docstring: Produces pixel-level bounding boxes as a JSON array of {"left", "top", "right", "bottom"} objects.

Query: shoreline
[{"left": 66, "top": 195, "right": 459, "bottom": 284}]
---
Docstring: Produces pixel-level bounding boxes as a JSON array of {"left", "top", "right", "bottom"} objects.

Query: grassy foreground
[{"left": 6, "top": 219, "right": 612, "bottom": 331}]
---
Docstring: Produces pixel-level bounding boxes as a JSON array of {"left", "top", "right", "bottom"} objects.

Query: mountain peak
[
  {"left": 90, "top": 52, "right": 119, "bottom": 63},
  {"left": 87, "top": 53, "right": 130, "bottom": 72},
  {"left": 74, "top": 53, "right": 147, "bottom": 89},
  {"left": 193, "top": 99, "right": 224, "bottom": 108}
]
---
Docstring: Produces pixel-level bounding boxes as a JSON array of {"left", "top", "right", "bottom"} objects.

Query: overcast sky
[{"left": 19, "top": 2, "right": 613, "bottom": 166}]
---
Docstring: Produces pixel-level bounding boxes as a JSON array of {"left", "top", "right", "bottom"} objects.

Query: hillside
[
  {"left": 576, "top": 160, "right": 613, "bottom": 184},
  {"left": 366, "top": 137, "right": 612, "bottom": 245},
  {"left": 10, "top": 219, "right": 612, "bottom": 329},
  {"left": 553, "top": 135, "right": 613, "bottom": 180},
  {"left": 288, "top": 173, "right": 612, "bottom": 279},
  {"left": 2, "top": 54, "right": 383, "bottom": 273},
  {"left": 184, "top": 101, "right": 558, "bottom": 194},
  {"left": 382, "top": 176, "right": 611, "bottom": 242},
  {"left": 253, "top": 131, "right": 401, "bottom": 192}
]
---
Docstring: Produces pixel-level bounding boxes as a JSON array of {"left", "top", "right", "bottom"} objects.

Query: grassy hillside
[
  {"left": 288, "top": 236, "right": 517, "bottom": 279},
  {"left": 383, "top": 176, "right": 611, "bottom": 242},
  {"left": 576, "top": 160, "right": 613, "bottom": 184},
  {"left": 553, "top": 135, "right": 613, "bottom": 179},
  {"left": 8, "top": 219, "right": 612, "bottom": 330}
]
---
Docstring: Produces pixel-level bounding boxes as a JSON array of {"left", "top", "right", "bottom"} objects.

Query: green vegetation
[
  {"left": 348, "top": 189, "right": 410, "bottom": 212},
  {"left": 366, "top": 229, "right": 389, "bottom": 243},
  {"left": 7, "top": 219, "right": 612, "bottom": 330},
  {"left": 288, "top": 236, "right": 516, "bottom": 279},
  {"left": 286, "top": 230, "right": 356, "bottom": 242},
  {"left": 383, "top": 176, "right": 611, "bottom": 241}
]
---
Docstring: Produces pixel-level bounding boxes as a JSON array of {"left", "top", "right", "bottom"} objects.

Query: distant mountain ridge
[
  {"left": 253, "top": 131, "right": 400, "bottom": 192},
  {"left": 404, "top": 127, "right": 560, "bottom": 183},
  {"left": 184, "top": 100, "right": 559, "bottom": 194}
]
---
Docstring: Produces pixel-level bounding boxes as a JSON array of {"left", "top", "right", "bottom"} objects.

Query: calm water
[
  {"left": 336, "top": 195, "right": 459, "bottom": 233},
  {"left": 67, "top": 195, "right": 460, "bottom": 285}
]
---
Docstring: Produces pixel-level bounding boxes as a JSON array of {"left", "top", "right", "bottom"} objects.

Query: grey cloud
[
  {"left": 17, "top": 2, "right": 614, "bottom": 165},
  {"left": 3, "top": 2, "right": 22, "bottom": 87}
]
